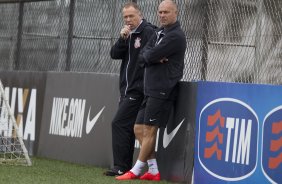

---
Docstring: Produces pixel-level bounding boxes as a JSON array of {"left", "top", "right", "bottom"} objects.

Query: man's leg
[
  {"left": 137, "top": 125, "right": 158, "bottom": 162},
  {"left": 116, "top": 97, "right": 164, "bottom": 180},
  {"left": 116, "top": 124, "right": 159, "bottom": 180},
  {"left": 138, "top": 97, "right": 171, "bottom": 181},
  {"left": 131, "top": 124, "right": 158, "bottom": 175},
  {"left": 104, "top": 96, "right": 143, "bottom": 176},
  {"left": 133, "top": 100, "right": 147, "bottom": 148}
]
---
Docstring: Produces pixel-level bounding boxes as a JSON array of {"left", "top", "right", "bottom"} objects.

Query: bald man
[{"left": 116, "top": 0, "right": 187, "bottom": 181}]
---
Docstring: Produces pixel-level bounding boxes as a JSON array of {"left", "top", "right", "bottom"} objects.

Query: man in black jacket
[
  {"left": 104, "top": 2, "right": 156, "bottom": 176},
  {"left": 116, "top": 0, "right": 187, "bottom": 181}
]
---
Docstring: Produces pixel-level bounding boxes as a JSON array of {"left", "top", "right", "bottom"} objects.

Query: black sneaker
[{"left": 103, "top": 167, "right": 125, "bottom": 176}]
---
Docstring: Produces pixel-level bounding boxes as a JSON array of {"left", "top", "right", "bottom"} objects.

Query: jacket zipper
[
  {"left": 124, "top": 34, "right": 132, "bottom": 96},
  {"left": 144, "top": 67, "right": 147, "bottom": 95}
]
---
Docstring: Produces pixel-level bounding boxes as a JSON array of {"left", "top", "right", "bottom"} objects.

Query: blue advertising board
[{"left": 194, "top": 81, "right": 282, "bottom": 184}]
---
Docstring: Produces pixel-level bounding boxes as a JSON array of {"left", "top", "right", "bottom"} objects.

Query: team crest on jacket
[{"left": 134, "top": 37, "right": 141, "bottom": 48}]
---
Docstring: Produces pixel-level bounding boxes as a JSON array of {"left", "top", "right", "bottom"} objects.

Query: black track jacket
[
  {"left": 139, "top": 21, "right": 187, "bottom": 99},
  {"left": 110, "top": 19, "right": 156, "bottom": 97}
]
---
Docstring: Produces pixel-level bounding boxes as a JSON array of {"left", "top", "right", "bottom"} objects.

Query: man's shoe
[
  {"left": 103, "top": 167, "right": 124, "bottom": 176},
  {"left": 115, "top": 171, "right": 139, "bottom": 180},
  {"left": 140, "top": 172, "right": 161, "bottom": 181}
]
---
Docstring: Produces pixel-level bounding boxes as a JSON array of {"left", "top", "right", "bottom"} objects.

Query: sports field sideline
[{"left": 0, "top": 157, "right": 177, "bottom": 184}]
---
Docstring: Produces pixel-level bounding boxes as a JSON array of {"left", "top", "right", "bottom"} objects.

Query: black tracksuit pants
[{"left": 111, "top": 94, "right": 143, "bottom": 171}]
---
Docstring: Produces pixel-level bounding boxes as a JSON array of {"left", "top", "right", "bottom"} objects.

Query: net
[{"left": 0, "top": 80, "right": 32, "bottom": 166}]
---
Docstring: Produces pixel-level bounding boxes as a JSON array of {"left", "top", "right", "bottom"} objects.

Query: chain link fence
[{"left": 0, "top": 0, "right": 281, "bottom": 84}]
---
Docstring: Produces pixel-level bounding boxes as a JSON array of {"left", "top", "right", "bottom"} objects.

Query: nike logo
[
  {"left": 117, "top": 170, "right": 124, "bottom": 175},
  {"left": 129, "top": 97, "right": 136, "bottom": 100},
  {"left": 163, "top": 118, "right": 185, "bottom": 148},
  {"left": 86, "top": 106, "right": 105, "bottom": 134},
  {"left": 149, "top": 118, "right": 157, "bottom": 122}
]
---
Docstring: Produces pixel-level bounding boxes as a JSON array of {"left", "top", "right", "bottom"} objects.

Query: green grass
[{"left": 0, "top": 157, "right": 179, "bottom": 184}]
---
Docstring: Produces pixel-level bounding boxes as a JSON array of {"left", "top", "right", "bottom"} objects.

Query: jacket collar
[
  {"left": 158, "top": 21, "right": 180, "bottom": 34},
  {"left": 133, "top": 19, "right": 148, "bottom": 34}
]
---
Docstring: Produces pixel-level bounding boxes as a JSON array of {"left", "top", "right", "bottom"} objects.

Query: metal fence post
[
  {"left": 201, "top": 0, "right": 209, "bottom": 81},
  {"left": 65, "top": 0, "right": 76, "bottom": 71},
  {"left": 14, "top": 2, "right": 24, "bottom": 70}
]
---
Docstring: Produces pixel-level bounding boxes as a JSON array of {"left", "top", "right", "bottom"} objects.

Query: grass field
[{"left": 0, "top": 157, "right": 179, "bottom": 184}]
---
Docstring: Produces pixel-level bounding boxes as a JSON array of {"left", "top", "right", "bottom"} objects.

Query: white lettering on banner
[
  {"left": 49, "top": 98, "right": 60, "bottom": 135},
  {"left": 24, "top": 89, "right": 36, "bottom": 141},
  {"left": 135, "top": 139, "right": 140, "bottom": 148},
  {"left": 15, "top": 88, "right": 23, "bottom": 137},
  {"left": 0, "top": 88, "right": 12, "bottom": 137},
  {"left": 0, "top": 87, "right": 37, "bottom": 141},
  {"left": 49, "top": 97, "right": 85, "bottom": 138},
  {"left": 225, "top": 117, "right": 252, "bottom": 165}
]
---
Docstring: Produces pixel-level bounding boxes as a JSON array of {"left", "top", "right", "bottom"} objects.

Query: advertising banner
[
  {"left": 194, "top": 81, "right": 282, "bottom": 184},
  {"left": 156, "top": 82, "right": 197, "bottom": 183},
  {"left": 37, "top": 72, "right": 119, "bottom": 167},
  {"left": 0, "top": 71, "right": 47, "bottom": 156}
]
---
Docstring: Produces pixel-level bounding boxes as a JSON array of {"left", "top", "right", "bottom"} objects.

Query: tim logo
[
  {"left": 198, "top": 98, "right": 258, "bottom": 181},
  {"left": 262, "top": 106, "right": 282, "bottom": 184}
]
